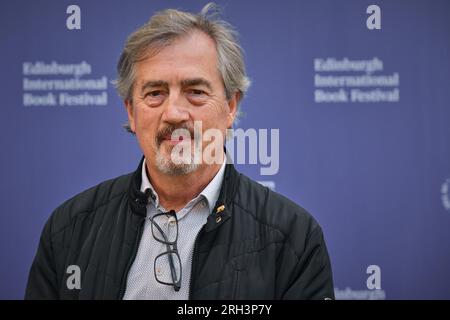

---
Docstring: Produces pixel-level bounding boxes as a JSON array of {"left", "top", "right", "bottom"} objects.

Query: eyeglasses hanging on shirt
[{"left": 150, "top": 210, "right": 182, "bottom": 291}]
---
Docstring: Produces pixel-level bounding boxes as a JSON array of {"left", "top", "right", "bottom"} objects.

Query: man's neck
[{"left": 145, "top": 158, "right": 223, "bottom": 213}]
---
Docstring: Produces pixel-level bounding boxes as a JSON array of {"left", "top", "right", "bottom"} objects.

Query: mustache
[{"left": 155, "top": 123, "right": 196, "bottom": 146}]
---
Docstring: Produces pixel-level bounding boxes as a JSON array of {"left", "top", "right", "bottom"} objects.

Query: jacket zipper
[
  {"left": 188, "top": 225, "right": 206, "bottom": 300},
  {"left": 117, "top": 217, "right": 146, "bottom": 299}
]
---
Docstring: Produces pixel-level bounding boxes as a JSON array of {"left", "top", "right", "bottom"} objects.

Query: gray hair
[{"left": 114, "top": 3, "right": 251, "bottom": 133}]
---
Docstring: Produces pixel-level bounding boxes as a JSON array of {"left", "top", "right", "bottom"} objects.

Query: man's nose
[{"left": 161, "top": 92, "right": 190, "bottom": 124}]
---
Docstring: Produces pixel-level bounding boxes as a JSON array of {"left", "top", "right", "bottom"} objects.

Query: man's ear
[
  {"left": 124, "top": 99, "right": 136, "bottom": 133},
  {"left": 226, "top": 91, "right": 240, "bottom": 129}
]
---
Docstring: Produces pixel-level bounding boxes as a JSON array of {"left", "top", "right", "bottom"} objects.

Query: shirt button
[{"left": 168, "top": 216, "right": 176, "bottom": 226}]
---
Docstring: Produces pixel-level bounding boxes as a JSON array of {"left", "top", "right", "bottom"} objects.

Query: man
[{"left": 25, "top": 3, "right": 334, "bottom": 300}]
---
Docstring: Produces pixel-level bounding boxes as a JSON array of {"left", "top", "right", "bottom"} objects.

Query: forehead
[{"left": 134, "top": 31, "right": 221, "bottom": 86}]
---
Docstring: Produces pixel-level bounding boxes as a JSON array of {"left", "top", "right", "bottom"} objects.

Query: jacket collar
[{"left": 128, "top": 155, "right": 240, "bottom": 231}]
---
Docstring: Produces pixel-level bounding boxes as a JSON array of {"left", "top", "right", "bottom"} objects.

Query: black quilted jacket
[{"left": 25, "top": 158, "right": 334, "bottom": 299}]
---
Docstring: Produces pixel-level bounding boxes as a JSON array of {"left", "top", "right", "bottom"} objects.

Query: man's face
[{"left": 125, "top": 31, "right": 237, "bottom": 175}]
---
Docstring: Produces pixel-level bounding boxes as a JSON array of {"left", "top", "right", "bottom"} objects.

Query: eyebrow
[
  {"left": 140, "top": 80, "right": 168, "bottom": 95},
  {"left": 180, "top": 78, "right": 212, "bottom": 91},
  {"left": 140, "top": 78, "right": 213, "bottom": 95}
]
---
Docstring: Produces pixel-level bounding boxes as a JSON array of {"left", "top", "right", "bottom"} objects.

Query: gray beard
[{"left": 155, "top": 148, "right": 200, "bottom": 176}]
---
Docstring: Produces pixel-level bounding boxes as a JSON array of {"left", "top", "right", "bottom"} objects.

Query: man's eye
[
  {"left": 146, "top": 91, "right": 162, "bottom": 97},
  {"left": 189, "top": 89, "right": 205, "bottom": 95}
]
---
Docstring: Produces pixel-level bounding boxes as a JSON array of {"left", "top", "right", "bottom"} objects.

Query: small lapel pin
[{"left": 216, "top": 204, "right": 225, "bottom": 214}]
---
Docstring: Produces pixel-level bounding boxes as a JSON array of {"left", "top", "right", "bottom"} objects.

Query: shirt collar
[
  {"left": 140, "top": 158, "right": 226, "bottom": 212},
  {"left": 199, "top": 159, "right": 226, "bottom": 210},
  {"left": 140, "top": 159, "right": 158, "bottom": 204}
]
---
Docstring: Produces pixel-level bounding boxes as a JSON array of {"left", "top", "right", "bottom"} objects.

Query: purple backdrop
[{"left": 0, "top": 0, "right": 449, "bottom": 299}]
